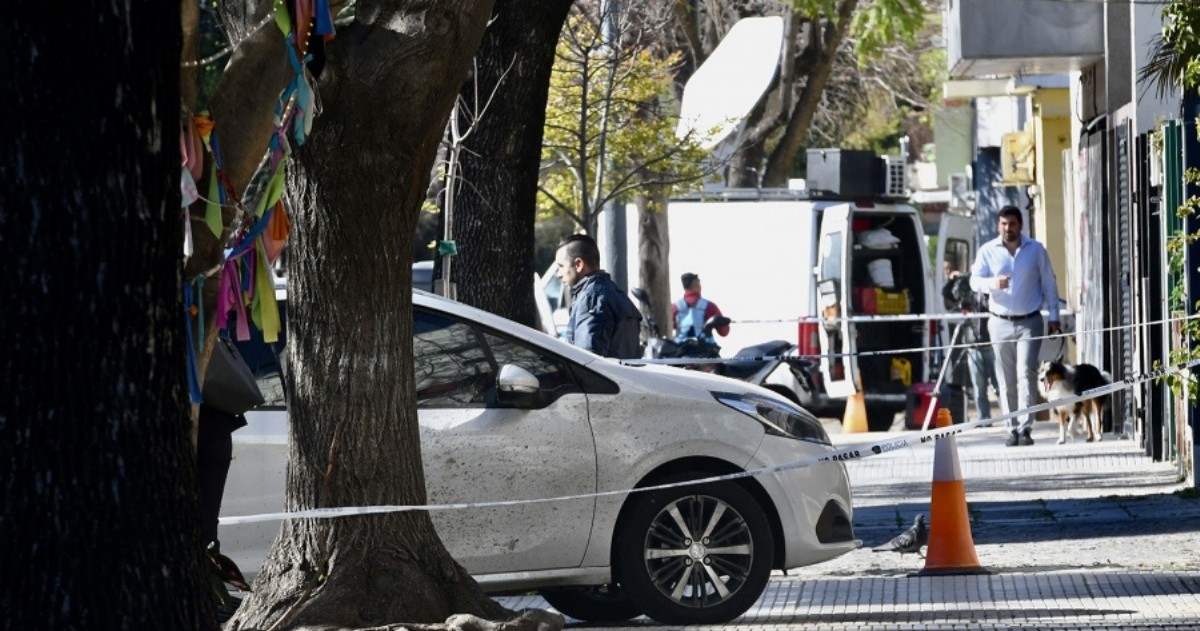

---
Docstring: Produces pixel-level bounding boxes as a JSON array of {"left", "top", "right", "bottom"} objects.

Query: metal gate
[{"left": 1109, "top": 121, "right": 1136, "bottom": 439}]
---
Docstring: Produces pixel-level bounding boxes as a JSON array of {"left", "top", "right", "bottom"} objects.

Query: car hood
[{"left": 593, "top": 358, "right": 791, "bottom": 403}]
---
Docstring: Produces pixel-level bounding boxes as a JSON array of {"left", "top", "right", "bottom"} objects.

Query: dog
[{"left": 1038, "top": 360, "right": 1112, "bottom": 445}]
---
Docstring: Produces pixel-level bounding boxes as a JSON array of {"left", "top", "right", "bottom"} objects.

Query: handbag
[{"left": 203, "top": 337, "right": 265, "bottom": 415}]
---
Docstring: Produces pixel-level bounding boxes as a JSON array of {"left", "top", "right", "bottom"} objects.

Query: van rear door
[
  {"left": 934, "top": 213, "right": 976, "bottom": 342},
  {"left": 815, "top": 203, "right": 858, "bottom": 397},
  {"left": 935, "top": 213, "right": 975, "bottom": 297}
]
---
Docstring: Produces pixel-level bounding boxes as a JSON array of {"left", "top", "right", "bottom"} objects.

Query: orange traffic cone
[
  {"left": 841, "top": 392, "right": 869, "bottom": 433},
  {"left": 918, "top": 408, "right": 989, "bottom": 576}
]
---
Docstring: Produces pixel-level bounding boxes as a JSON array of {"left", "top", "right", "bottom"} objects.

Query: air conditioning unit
[
  {"left": 949, "top": 173, "right": 973, "bottom": 210},
  {"left": 1000, "top": 130, "right": 1036, "bottom": 186},
  {"left": 882, "top": 156, "right": 907, "bottom": 197}
]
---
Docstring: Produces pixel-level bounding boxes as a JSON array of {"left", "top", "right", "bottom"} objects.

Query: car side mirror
[{"left": 497, "top": 364, "right": 540, "bottom": 405}]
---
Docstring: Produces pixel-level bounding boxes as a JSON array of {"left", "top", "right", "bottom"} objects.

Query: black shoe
[
  {"left": 1006, "top": 431, "right": 1019, "bottom": 447},
  {"left": 1019, "top": 429, "right": 1034, "bottom": 446}
]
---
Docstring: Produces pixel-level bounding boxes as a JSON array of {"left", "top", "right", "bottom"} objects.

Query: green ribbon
[
  {"left": 436, "top": 240, "right": 458, "bottom": 256},
  {"left": 205, "top": 161, "right": 223, "bottom": 237},
  {"left": 254, "top": 163, "right": 287, "bottom": 218},
  {"left": 250, "top": 239, "right": 281, "bottom": 344}
]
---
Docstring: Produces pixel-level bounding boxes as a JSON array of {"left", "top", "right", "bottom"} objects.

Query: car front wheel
[
  {"left": 538, "top": 585, "right": 641, "bottom": 622},
  {"left": 615, "top": 480, "right": 773, "bottom": 625}
]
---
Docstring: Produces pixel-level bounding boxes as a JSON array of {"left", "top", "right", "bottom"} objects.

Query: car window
[
  {"left": 414, "top": 308, "right": 580, "bottom": 408},
  {"left": 257, "top": 371, "right": 287, "bottom": 407},
  {"left": 821, "top": 230, "right": 843, "bottom": 281},
  {"left": 482, "top": 331, "right": 577, "bottom": 400},
  {"left": 414, "top": 310, "right": 496, "bottom": 407}
]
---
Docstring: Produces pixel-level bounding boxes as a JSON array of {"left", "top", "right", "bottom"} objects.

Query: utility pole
[{"left": 597, "top": 0, "right": 628, "bottom": 290}]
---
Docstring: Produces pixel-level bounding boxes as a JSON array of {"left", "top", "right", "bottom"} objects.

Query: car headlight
[{"left": 714, "top": 392, "right": 831, "bottom": 445}]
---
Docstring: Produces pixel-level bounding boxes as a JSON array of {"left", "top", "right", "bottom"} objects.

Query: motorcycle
[
  {"left": 631, "top": 288, "right": 800, "bottom": 385},
  {"left": 630, "top": 288, "right": 832, "bottom": 410}
]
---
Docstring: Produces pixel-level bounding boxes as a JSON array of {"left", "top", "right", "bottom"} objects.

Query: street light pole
[{"left": 597, "top": 0, "right": 628, "bottom": 290}]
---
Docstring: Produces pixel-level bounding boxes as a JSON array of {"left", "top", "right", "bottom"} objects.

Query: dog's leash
[{"left": 1050, "top": 334, "right": 1067, "bottom": 363}]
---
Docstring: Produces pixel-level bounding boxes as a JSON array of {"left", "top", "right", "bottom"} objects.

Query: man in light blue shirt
[{"left": 969, "top": 206, "right": 1061, "bottom": 447}]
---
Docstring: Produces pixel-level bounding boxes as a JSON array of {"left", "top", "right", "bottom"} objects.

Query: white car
[{"left": 223, "top": 290, "right": 859, "bottom": 625}]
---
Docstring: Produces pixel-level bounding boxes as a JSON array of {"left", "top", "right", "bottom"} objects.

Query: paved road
[{"left": 498, "top": 419, "right": 1200, "bottom": 630}]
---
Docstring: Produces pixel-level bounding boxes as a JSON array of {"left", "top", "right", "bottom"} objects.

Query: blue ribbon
[
  {"left": 226, "top": 206, "right": 275, "bottom": 260},
  {"left": 315, "top": 0, "right": 335, "bottom": 36},
  {"left": 183, "top": 282, "right": 204, "bottom": 404}
]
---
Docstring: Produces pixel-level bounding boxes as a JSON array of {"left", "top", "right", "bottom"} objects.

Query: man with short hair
[
  {"left": 969, "top": 206, "right": 1061, "bottom": 447},
  {"left": 671, "top": 272, "right": 730, "bottom": 343},
  {"left": 554, "top": 234, "right": 642, "bottom": 359}
]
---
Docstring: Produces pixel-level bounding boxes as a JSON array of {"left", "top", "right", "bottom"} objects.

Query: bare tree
[
  {"left": 670, "top": 0, "right": 927, "bottom": 187},
  {"left": 444, "top": 0, "right": 575, "bottom": 327}
]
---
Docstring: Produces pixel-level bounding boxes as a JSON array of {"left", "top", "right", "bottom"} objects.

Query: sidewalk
[{"left": 498, "top": 419, "right": 1200, "bottom": 629}]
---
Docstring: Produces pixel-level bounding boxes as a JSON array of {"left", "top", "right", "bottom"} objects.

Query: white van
[{"left": 667, "top": 189, "right": 973, "bottom": 431}]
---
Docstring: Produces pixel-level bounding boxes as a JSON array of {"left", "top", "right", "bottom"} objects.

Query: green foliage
[
  {"left": 1141, "top": 1, "right": 1200, "bottom": 97},
  {"left": 1143, "top": 7, "right": 1200, "bottom": 399},
  {"left": 850, "top": 0, "right": 927, "bottom": 64},
  {"left": 539, "top": 11, "right": 708, "bottom": 230},
  {"left": 1161, "top": 137, "right": 1200, "bottom": 402}
]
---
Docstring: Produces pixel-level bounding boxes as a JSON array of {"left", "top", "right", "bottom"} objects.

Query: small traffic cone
[
  {"left": 917, "top": 408, "right": 989, "bottom": 576},
  {"left": 841, "top": 392, "right": 869, "bottom": 433}
]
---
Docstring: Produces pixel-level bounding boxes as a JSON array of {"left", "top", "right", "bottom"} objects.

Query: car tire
[
  {"left": 538, "top": 585, "right": 641, "bottom": 622},
  {"left": 614, "top": 479, "right": 773, "bottom": 625}
]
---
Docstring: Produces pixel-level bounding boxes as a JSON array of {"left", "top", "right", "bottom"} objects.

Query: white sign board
[{"left": 675, "top": 16, "right": 785, "bottom": 149}]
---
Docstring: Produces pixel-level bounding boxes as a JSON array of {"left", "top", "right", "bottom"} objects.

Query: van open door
[
  {"left": 815, "top": 203, "right": 858, "bottom": 398},
  {"left": 935, "top": 213, "right": 975, "bottom": 296},
  {"left": 934, "top": 213, "right": 976, "bottom": 342}
]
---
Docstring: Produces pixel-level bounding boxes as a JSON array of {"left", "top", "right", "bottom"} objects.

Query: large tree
[
  {"left": 443, "top": 0, "right": 575, "bottom": 327},
  {"left": 186, "top": 0, "right": 557, "bottom": 628},
  {"left": 2, "top": 1, "right": 216, "bottom": 629}
]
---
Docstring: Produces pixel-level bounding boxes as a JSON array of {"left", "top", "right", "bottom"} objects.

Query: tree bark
[
  {"left": 2, "top": 2, "right": 214, "bottom": 629},
  {"left": 635, "top": 192, "right": 673, "bottom": 338},
  {"left": 725, "top": 98, "right": 771, "bottom": 188},
  {"left": 451, "top": 0, "right": 574, "bottom": 327},
  {"left": 220, "top": 1, "right": 523, "bottom": 629}
]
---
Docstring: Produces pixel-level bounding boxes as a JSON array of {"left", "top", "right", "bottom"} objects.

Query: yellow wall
[{"left": 1032, "top": 88, "right": 1071, "bottom": 301}]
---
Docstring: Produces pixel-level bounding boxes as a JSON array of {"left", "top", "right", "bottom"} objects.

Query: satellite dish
[{"left": 675, "top": 16, "right": 785, "bottom": 150}]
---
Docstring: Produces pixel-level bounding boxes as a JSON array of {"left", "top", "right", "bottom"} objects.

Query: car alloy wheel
[{"left": 616, "top": 479, "right": 773, "bottom": 625}]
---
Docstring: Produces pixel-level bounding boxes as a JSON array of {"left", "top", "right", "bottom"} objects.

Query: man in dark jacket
[{"left": 555, "top": 234, "right": 642, "bottom": 359}]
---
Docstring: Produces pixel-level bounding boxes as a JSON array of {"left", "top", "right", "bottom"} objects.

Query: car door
[
  {"left": 413, "top": 307, "right": 597, "bottom": 575},
  {"left": 815, "top": 203, "right": 858, "bottom": 398}
]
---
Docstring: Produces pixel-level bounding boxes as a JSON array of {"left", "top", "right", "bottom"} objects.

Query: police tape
[
  {"left": 217, "top": 358, "right": 1200, "bottom": 526},
  {"left": 628, "top": 312, "right": 1199, "bottom": 366}
]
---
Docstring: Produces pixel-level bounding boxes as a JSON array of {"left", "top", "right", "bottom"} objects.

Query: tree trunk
[
  {"left": 225, "top": 2, "right": 514, "bottom": 628},
  {"left": 2, "top": 2, "right": 214, "bottom": 629},
  {"left": 452, "top": 0, "right": 574, "bottom": 327},
  {"left": 761, "top": 0, "right": 858, "bottom": 187},
  {"left": 725, "top": 101, "right": 770, "bottom": 188},
  {"left": 635, "top": 192, "right": 673, "bottom": 339}
]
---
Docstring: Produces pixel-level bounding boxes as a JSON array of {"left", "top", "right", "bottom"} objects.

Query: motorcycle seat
[{"left": 733, "top": 340, "right": 792, "bottom": 358}]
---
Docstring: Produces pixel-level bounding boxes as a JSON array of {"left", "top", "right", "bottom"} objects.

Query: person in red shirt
[{"left": 671, "top": 272, "right": 731, "bottom": 343}]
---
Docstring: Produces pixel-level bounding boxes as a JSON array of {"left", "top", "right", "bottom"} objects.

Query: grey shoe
[
  {"left": 1019, "top": 429, "right": 1034, "bottom": 446},
  {"left": 1006, "top": 431, "right": 1019, "bottom": 447}
]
